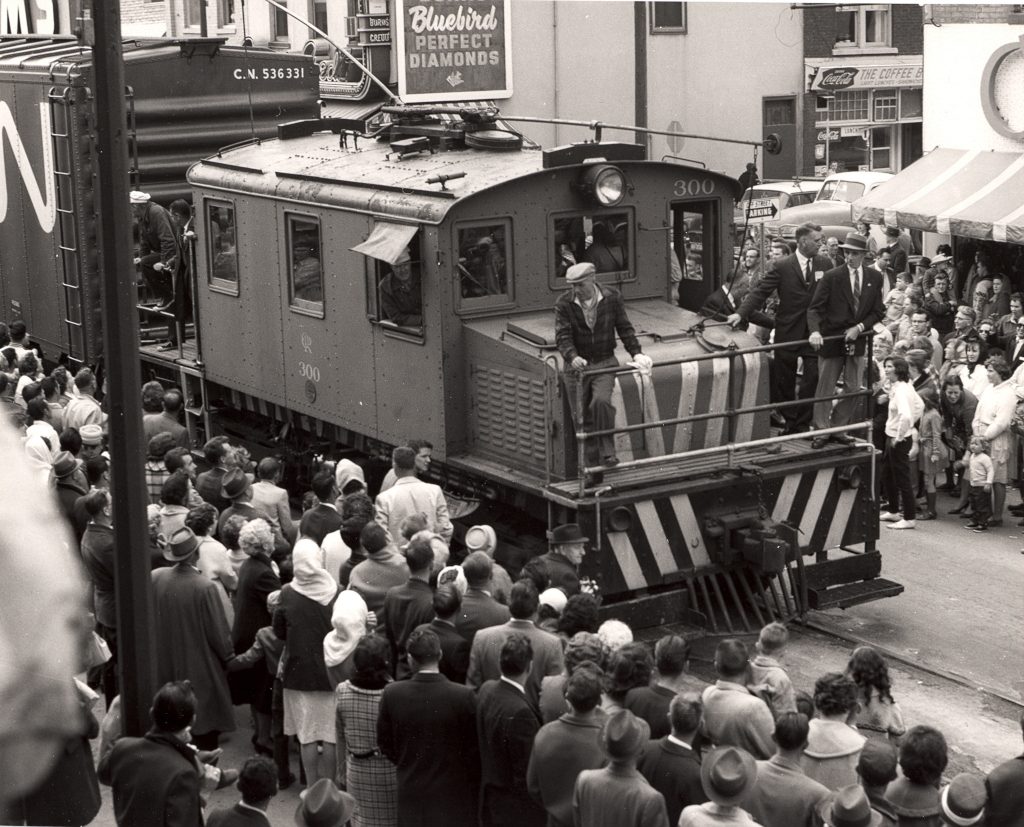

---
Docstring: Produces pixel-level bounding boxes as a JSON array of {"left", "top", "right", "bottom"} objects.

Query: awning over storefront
[
  {"left": 351, "top": 221, "right": 418, "bottom": 264},
  {"left": 854, "top": 147, "right": 1024, "bottom": 244}
]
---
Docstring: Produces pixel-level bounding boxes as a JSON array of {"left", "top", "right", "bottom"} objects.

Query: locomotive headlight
[{"left": 577, "top": 164, "right": 626, "bottom": 206}]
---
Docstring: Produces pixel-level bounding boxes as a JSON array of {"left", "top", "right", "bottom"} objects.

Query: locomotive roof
[{"left": 188, "top": 129, "right": 553, "bottom": 225}]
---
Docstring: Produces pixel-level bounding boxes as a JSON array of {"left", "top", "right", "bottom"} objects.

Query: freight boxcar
[{"left": 0, "top": 36, "right": 319, "bottom": 365}]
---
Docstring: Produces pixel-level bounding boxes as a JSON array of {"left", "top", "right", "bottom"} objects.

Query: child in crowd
[
  {"left": 965, "top": 436, "right": 994, "bottom": 532},
  {"left": 748, "top": 621, "right": 796, "bottom": 719},
  {"left": 916, "top": 390, "right": 943, "bottom": 521}
]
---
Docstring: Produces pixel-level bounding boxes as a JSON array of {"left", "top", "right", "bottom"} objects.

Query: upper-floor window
[
  {"left": 206, "top": 200, "right": 238, "bottom": 294},
  {"left": 311, "top": 0, "right": 328, "bottom": 32},
  {"left": 551, "top": 211, "right": 633, "bottom": 287},
  {"left": 834, "top": 4, "right": 891, "bottom": 52},
  {"left": 457, "top": 220, "right": 512, "bottom": 310},
  {"left": 649, "top": 1, "right": 686, "bottom": 33},
  {"left": 287, "top": 214, "right": 324, "bottom": 315}
]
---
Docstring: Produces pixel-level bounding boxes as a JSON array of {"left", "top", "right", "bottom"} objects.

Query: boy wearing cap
[
  {"left": 573, "top": 710, "right": 670, "bottom": 827},
  {"left": 554, "top": 262, "right": 652, "bottom": 468},
  {"left": 807, "top": 232, "right": 885, "bottom": 448}
]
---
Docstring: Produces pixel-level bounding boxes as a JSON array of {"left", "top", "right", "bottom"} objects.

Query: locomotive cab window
[
  {"left": 206, "top": 200, "right": 238, "bottom": 294},
  {"left": 551, "top": 211, "right": 633, "bottom": 285},
  {"left": 287, "top": 214, "right": 324, "bottom": 316},
  {"left": 672, "top": 200, "right": 718, "bottom": 311},
  {"left": 457, "top": 220, "right": 512, "bottom": 309}
]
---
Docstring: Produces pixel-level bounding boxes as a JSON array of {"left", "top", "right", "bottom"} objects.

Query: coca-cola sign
[{"left": 817, "top": 67, "right": 858, "bottom": 90}]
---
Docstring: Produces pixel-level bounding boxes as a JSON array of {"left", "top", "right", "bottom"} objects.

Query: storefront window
[
  {"left": 873, "top": 91, "right": 897, "bottom": 122},
  {"left": 828, "top": 91, "right": 870, "bottom": 122},
  {"left": 870, "top": 127, "right": 892, "bottom": 170},
  {"left": 900, "top": 88, "right": 923, "bottom": 119}
]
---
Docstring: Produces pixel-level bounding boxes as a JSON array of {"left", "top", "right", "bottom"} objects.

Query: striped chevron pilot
[{"left": 592, "top": 460, "right": 876, "bottom": 596}]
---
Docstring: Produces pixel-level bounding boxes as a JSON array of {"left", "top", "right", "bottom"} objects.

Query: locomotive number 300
[
  {"left": 674, "top": 179, "right": 716, "bottom": 197},
  {"left": 299, "top": 362, "right": 321, "bottom": 383}
]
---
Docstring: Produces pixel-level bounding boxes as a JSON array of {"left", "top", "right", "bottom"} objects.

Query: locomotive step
[{"left": 806, "top": 578, "right": 904, "bottom": 611}]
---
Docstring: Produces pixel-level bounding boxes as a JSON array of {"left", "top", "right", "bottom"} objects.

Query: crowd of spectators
[{"left": 6, "top": 317, "right": 1023, "bottom": 826}]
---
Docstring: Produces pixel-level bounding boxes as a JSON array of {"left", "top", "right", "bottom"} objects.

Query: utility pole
[{"left": 89, "top": 0, "right": 156, "bottom": 736}]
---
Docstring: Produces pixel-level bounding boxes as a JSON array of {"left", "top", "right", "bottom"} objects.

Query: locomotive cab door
[{"left": 672, "top": 200, "right": 720, "bottom": 312}]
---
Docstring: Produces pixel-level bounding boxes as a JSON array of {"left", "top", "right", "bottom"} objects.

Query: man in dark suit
[
  {"left": 1007, "top": 319, "right": 1024, "bottom": 374},
  {"left": 477, "top": 634, "right": 546, "bottom": 827},
  {"left": 377, "top": 627, "right": 480, "bottom": 827},
  {"left": 807, "top": 231, "right": 886, "bottom": 448},
  {"left": 216, "top": 468, "right": 290, "bottom": 563},
  {"left": 456, "top": 551, "right": 511, "bottom": 641},
  {"left": 206, "top": 757, "right": 278, "bottom": 826},
  {"left": 467, "top": 580, "right": 564, "bottom": 695},
  {"left": 381, "top": 536, "right": 436, "bottom": 678},
  {"left": 638, "top": 693, "right": 707, "bottom": 826},
  {"left": 730, "top": 222, "right": 832, "bottom": 433},
  {"left": 415, "top": 585, "right": 471, "bottom": 684},
  {"left": 298, "top": 471, "right": 343, "bottom": 545},
  {"left": 985, "top": 709, "right": 1024, "bottom": 827}
]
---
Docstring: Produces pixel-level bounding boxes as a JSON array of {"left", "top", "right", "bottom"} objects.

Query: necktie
[
  {"left": 853, "top": 268, "right": 861, "bottom": 303},
  {"left": 804, "top": 259, "right": 812, "bottom": 286}
]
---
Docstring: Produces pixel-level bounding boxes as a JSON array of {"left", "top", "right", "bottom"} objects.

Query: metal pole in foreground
[{"left": 91, "top": 0, "right": 156, "bottom": 736}]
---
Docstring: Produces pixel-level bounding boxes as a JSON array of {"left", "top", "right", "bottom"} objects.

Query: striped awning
[{"left": 854, "top": 148, "right": 1024, "bottom": 244}]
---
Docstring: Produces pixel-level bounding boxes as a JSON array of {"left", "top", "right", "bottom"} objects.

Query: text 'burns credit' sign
[{"left": 395, "top": 0, "right": 512, "bottom": 102}]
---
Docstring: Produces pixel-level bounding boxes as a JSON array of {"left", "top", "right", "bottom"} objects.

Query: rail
[{"left": 568, "top": 329, "right": 878, "bottom": 497}]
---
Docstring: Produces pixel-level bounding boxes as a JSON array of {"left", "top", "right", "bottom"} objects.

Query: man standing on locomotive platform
[
  {"left": 807, "top": 232, "right": 885, "bottom": 449},
  {"left": 554, "top": 262, "right": 652, "bottom": 468},
  {"left": 728, "top": 222, "right": 832, "bottom": 434},
  {"left": 130, "top": 190, "right": 178, "bottom": 311}
]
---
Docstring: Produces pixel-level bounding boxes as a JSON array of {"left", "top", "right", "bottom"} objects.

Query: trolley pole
[{"left": 90, "top": 0, "right": 156, "bottom": 736}]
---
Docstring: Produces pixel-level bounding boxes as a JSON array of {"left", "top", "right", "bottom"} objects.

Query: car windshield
[{"left": 816, "top": 180, "right": 865, "bottom": 203}]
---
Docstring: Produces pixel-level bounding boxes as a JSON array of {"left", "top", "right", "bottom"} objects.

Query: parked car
[
  {"left": 765, "top": 170, "right": 892, "bottom": 241},
  {"left": 734, "top": 180, "right": 823, "bottom": 228}
]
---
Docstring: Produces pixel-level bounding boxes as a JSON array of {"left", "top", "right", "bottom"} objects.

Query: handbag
[{"left": 84, "top": 631, "right": 111, "bottom": 669}]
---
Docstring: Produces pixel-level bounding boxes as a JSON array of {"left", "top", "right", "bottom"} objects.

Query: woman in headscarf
[
  {"left": 24, "top": 434, "right": 53, "bottom": 489},
  {"left": 231, "top": 518, "right": 281, "bottom": 756},
  {"left": 323, "top": 590, "right": 370, "bottom": 688},
  {"left": 335, "top": 634, "right": 396, "bottom": 827},
  {"left": 273, "top": 538, "right": 339, "bottom": 786}
]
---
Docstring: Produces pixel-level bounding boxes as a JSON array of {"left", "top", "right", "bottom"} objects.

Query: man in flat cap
[
  {"left": 554, "top": 262, "right": 651, "bottom": 469},
  {"left": 131, "top": 190, "right": 178, "bottom": 311}
]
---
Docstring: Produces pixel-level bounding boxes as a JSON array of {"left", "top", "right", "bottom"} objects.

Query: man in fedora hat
[
  {"left": 293, "top": 778, "right": 356, "bottom": 827},
  {"left": 729, "top": 222, "right": 832, "bottom": 434},
  {"left": 819, "top": 785, "right": 883, "bottom": 827},
  {"left": 807, "top": 231, "right": 885, "bottom": 449},
  {"left": 678, "top": 746, "right": 759, "bottom": 826},
  {"left": 216, "top": 467, "right": 289, "bottom": 561},
  {"left": 573, "top": 710, "right": 670, "bottom": 827},
  {"left": 538, "top": 523, "right": 587, "bottom": 596},
  {"left": 555, "top": 261, "right": 652, "bottom": 469},
  {"left": 939, "top": 773, "right": 986, "bottom": 827},
  {"left": 152, "top": 526, "right": 236, "bottom": 750}
]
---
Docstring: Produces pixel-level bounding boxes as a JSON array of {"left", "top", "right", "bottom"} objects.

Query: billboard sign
[
  {"left": 395, "top": 0, "right": 512, "bottom": 102},
  {"left": 0, "top": 0, "right": 66, "bottom": 35},
  {"left": 808, "top": 60, "right": 923, "bottom": 92}
]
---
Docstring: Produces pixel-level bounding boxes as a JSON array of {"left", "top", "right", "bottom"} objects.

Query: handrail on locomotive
[{"left": 568, "top": 328, "right": 878, "bottom": 498}]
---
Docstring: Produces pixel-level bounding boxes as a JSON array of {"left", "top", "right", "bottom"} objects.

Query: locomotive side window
[
  {"left": 551, "top": 211, "right": 633, "bottom": 283},
  {"left": 372, "top": 237, "right": 423, "bottom": 334},
  {"left": 456, "top": 220, "right": 512, "bottom": 308},
  {"left": 287, "top": 214, "right": 324, "bottom": 315},
  {"left": 206, "top": 200, "right": 238, "bottom": 293}
]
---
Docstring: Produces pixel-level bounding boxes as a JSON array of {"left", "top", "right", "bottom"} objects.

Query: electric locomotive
[{"left": 178, "top": 106, "right": 901, "bottom": 629}]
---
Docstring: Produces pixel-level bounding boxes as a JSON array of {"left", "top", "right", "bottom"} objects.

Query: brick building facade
[{"left": 799, "top": 4, "right": 924, "bottom": 176}]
